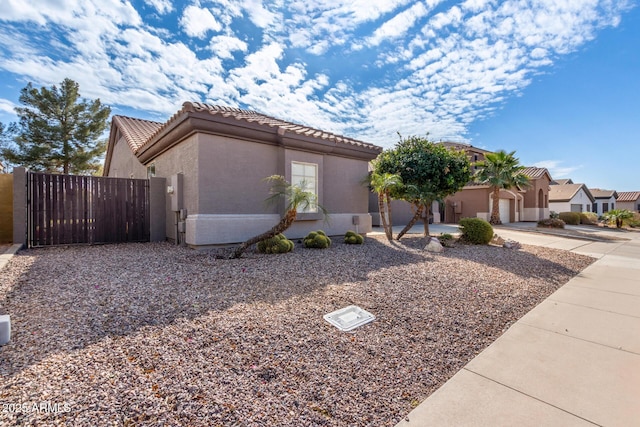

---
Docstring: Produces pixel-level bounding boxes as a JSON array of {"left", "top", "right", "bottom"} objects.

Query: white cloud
[
  {"left": 0, "top": 99, "right": 16, "bottom": 114},
  {"left": 367, "top": 2, "right": 430, "bottom": 46},
  {"left": 209, "top": 35, "right": 248, "bottom": 59},
  {"left": 533, "top": 160, "right": 581, "bottom": 179},
  {"left": 143, "top": 0, "right": 173, "bottom": 15},
  {"left": 180, "top": 5, "right": 222, "bottom": 39},
  {"left": 0, "top": 0, "right": 634, "bottom": 149}
]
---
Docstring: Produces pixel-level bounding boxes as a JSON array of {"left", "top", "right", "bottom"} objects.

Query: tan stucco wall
[
  {"left": 150, "top": 134, "right": 199, "bottom": 241},
  {"left": 322, "top": 156, "right": 368, "bottom": 213},
  {"left": 107, "top": 137, "right": 147, "bottom": 179},
  {"left": 197, "top": 134, "right": 279, "bottom": 214},
  {"left": 444, "top": 188, "right": 490, "bottom": 223},
  {"left": 617, "top": 201, "right": 639, "bottom": 212}
]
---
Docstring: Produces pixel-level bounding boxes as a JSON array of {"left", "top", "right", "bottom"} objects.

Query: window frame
[{"left": 291, "top": 161, "right": 318, "bottom": 214}]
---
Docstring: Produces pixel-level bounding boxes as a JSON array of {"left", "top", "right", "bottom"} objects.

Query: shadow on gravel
[
  {"left": 0, "top": 238, "right": 430, "bottom": 377},
  {"left": 399, "top": 236, "right": 595, "bottom": 280}
]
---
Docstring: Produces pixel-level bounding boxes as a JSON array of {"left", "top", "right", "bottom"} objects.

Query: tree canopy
[
  {"left": 0, "top": 78, "right": 111, "bottom": 174},
  {"left": 373, "top": 135, "right": 471, "bottom": 237}
]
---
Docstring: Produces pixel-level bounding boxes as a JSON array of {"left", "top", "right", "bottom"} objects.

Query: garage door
[{"left": 499, "top": 199, "right": 510, "bottom": 223}]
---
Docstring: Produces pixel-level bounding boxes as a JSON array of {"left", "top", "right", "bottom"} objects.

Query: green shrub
[
  {"left": 558, "top": 212, "right": 580, "bottom": 225},
  {"left": 439, "top": 233, "right": 453, "bottom": 241},
  {"left": 579, "top": 212, "right": 598, "bottom": 225},
  {"left": 344, "top": 230, "right": 364, "bottom": 244},
  {"left": 549, "top": 211, "right": 559, "bottom": 219},
  {"left": 458, "top": 218, "right": 493, "bottom": 245},
  {"left": 537, "top": 218, "right": 565, "bottom": 228},
  {"left": 303, "top": 230, "right": 332, "bottom": 249},
  {"left": 257, "top": 234, "right": 294, "bottom": 254}
]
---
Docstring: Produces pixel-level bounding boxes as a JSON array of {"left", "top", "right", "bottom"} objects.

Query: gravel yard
[{"left": 0, "top": 236, "right": 594, "bottom": 426}]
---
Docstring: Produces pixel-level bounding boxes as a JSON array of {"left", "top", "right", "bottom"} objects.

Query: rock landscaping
[{"left": 0, "top": 236, "right": 594, "bottom": 426}]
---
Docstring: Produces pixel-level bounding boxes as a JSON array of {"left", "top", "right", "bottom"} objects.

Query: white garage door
[{"left": 499, "top": 199, "right": 510, "bottom": 224}]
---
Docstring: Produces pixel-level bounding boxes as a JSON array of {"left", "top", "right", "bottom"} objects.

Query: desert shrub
[
  {"left": 439, "top": 233, "right": 453, "bottom": 241},
  {"left": 344, "top": 230, "right": 364, "bottom": 244},
  {"left": 303, "top": 230, "right": 332, "bottom": 249},
  {"left": 537, "top": 218, "right": 565, "bottom": 228},
  {"left": 579, "top": 212, "right": 598, "bottom": 225},
  {"left": 458, "top": 218, "right": 493, "bottom": 245},
  {"left": 628, "top": 212, "right": 640, "bottom": 228},
  {"left": 558, "top": 211, "right": 581, "bottom": 225},
  {"left": 257, "top": 234, "right": 294, "bottom": 254},
  {"left": 549, "top": 211, "right": 559, "bottom": 219}
]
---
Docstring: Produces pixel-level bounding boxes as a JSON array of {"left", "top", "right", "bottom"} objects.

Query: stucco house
[
  {"left": 589, "top": 188, "right": 618, "bottom": 216},
  {"left": 104, "top": 102, "right": 382, "bottom": 248},
  {"left": 369, "top": 142, "right": 551, "bottom": 225},
  {"left": 549, "top": 182, "right": 595, "bottom": 213},
  {"left": 616, "top": 191, "right": 640, "bottom": 212}
]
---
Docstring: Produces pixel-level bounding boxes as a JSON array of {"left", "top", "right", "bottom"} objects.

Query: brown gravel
[{"left": 0, "top": 236, "right": 594, "bottom": 426}]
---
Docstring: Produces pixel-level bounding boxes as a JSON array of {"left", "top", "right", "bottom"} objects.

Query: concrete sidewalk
[{"left": 395, "top": 226, "right": 640, "bottom": 427}]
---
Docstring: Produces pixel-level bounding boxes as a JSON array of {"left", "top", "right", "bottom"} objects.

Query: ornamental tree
[{"left": 374, "top": 135, "right": 471, "bottom": 239}]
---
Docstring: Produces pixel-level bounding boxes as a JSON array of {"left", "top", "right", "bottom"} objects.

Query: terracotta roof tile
[
  {"left": 112, "top": 115, "right": 163, "bottom": 153},
  {"left": 520, "top": 166, "right": 549, "bottom": 179},
  {"left": 617, "top": 191, "right": 640, "bottom": 202},
  {"left": 184, "top": 102, "right": 381, "bottom": 151}
]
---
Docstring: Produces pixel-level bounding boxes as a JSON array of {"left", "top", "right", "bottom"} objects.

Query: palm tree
[
  {"left": 475, "top": 150, "right": 531, "bottom": 225},
  {"left": 603, "top": 209, "right": 634, "bottom": 228},
  {"left": 230, "top": 175, "right": 327, "bottom": 258},
  {"left": 368, "top": 171, "right": 403, "bottom": 241}
]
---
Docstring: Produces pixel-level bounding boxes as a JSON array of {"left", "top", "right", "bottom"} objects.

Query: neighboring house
[
  {"left": 589, "top": 188, "right": 618, "bottom": 216},
  {"left": 443, "top": 166, "right": 551, "bottom": 224},
  {"left": 370, "top": 142, "right": 552, "bottom": 225},
  {"left": 616, "top": 191, "right": 640, "bottom": 212},
  {"left": 551, "top": 178, "right": 573, "bottom": 185},
  {"left": 549, "top": 183, "right": 595, "bottom": 213},
  {"left": 104, "top": 102, "right": 382, "bottom": 248}
]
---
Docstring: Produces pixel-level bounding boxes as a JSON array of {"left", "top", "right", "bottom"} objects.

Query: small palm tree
[
  {"left": 230, "top": 175, "right": 327, "bottom": 258},
  {"left": 368, "top": 171, "right": 403, "bottom": 241},
  {"left": 475, "top": 150, "right": 530, "bottom": 225},
  {"left": 603, "top": 209, "right": 634, "bottom": 228}
]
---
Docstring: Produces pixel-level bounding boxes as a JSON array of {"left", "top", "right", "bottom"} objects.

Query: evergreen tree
[{"left": 0, "top": 78, "right": 111, "bottom": 174}]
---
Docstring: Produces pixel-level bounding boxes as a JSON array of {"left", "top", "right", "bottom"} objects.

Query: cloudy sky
[{"left": 0, "top": 0, "right": 638, "bottom": 190}]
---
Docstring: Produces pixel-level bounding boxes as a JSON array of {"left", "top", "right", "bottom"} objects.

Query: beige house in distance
[
  {"left": 104, "top": 102, "right": 382, "bottom": 248},
  {"left": 549, "top": 182, "right": 595, "bottom": 213},
  {"left": 616, "top": 191, "right": 640, "bottom": 212}
]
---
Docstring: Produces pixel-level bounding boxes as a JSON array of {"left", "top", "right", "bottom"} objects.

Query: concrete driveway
[{"left": 393, "top": 223, "right": 640, "bottom": 426}]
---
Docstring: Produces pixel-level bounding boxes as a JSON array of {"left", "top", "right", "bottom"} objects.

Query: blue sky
[{"left": 0, "top": 0, "right": 637, "bottom": 190}]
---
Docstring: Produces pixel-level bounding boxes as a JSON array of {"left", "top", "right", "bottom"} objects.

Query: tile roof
[
  {"left": 112, "top": 115, "right": 163, "bottom": 153},
  {"left": 136, "top": 102, "right": 382, "bottom": 154},
  {"left": 520, "top": 166, "right": 550, "bottom": 179},
  {"left": 589, "top": 188, "right": 617, "bottom": 199},
  {"left": 617, "top": 191, "right": 640, "bottom": 202},
  {"left": 189, "top": 102, "right": 381, "bottom": 150},
  {"left": 551, "top": 178, "right": 573, "bottom": 185},
  {"left": 438, "top": 141, "right": 492, "bottom": 153},
  {"left": 549, "top": 183, "right": 594, "bottom": 202}
]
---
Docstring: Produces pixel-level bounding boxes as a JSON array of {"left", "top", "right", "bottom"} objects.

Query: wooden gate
[{"left": 27, "top": 172, "right": 150, "bottom": 247}]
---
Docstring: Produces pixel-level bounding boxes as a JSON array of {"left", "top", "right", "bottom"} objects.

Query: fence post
[
  {"left": 12, "top": 167, "right": 27, "bottom": 247},
  {"left": 149, "top": 177, "right": 166, "bottom": 242}
]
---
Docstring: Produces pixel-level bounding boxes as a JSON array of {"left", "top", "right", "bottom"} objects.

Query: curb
[{"left": 0, "top": 244, "right": 23, "bottom": 271}]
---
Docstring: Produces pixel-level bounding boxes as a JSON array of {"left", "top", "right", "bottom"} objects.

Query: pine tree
[{"left": 0, "top": 78, "right": 111, "bottom": 174}]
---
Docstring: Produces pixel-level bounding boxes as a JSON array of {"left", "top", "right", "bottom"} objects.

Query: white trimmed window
[{"left": 291, "top": 162, "right": 318, "bottom": 213}]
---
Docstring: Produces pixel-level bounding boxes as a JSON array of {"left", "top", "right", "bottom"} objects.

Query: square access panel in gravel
[{"left": 324, "top": 305, "right": 375, "bottom": 331}]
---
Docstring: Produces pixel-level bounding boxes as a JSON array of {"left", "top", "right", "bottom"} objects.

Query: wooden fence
[{"left": 27, "top": 172, "right": 150, "bottom": 247}]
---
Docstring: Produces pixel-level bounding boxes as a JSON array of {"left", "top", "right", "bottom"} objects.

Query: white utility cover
[{"left": 324, "top": 305, "right": 375, "bottom": 331}]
